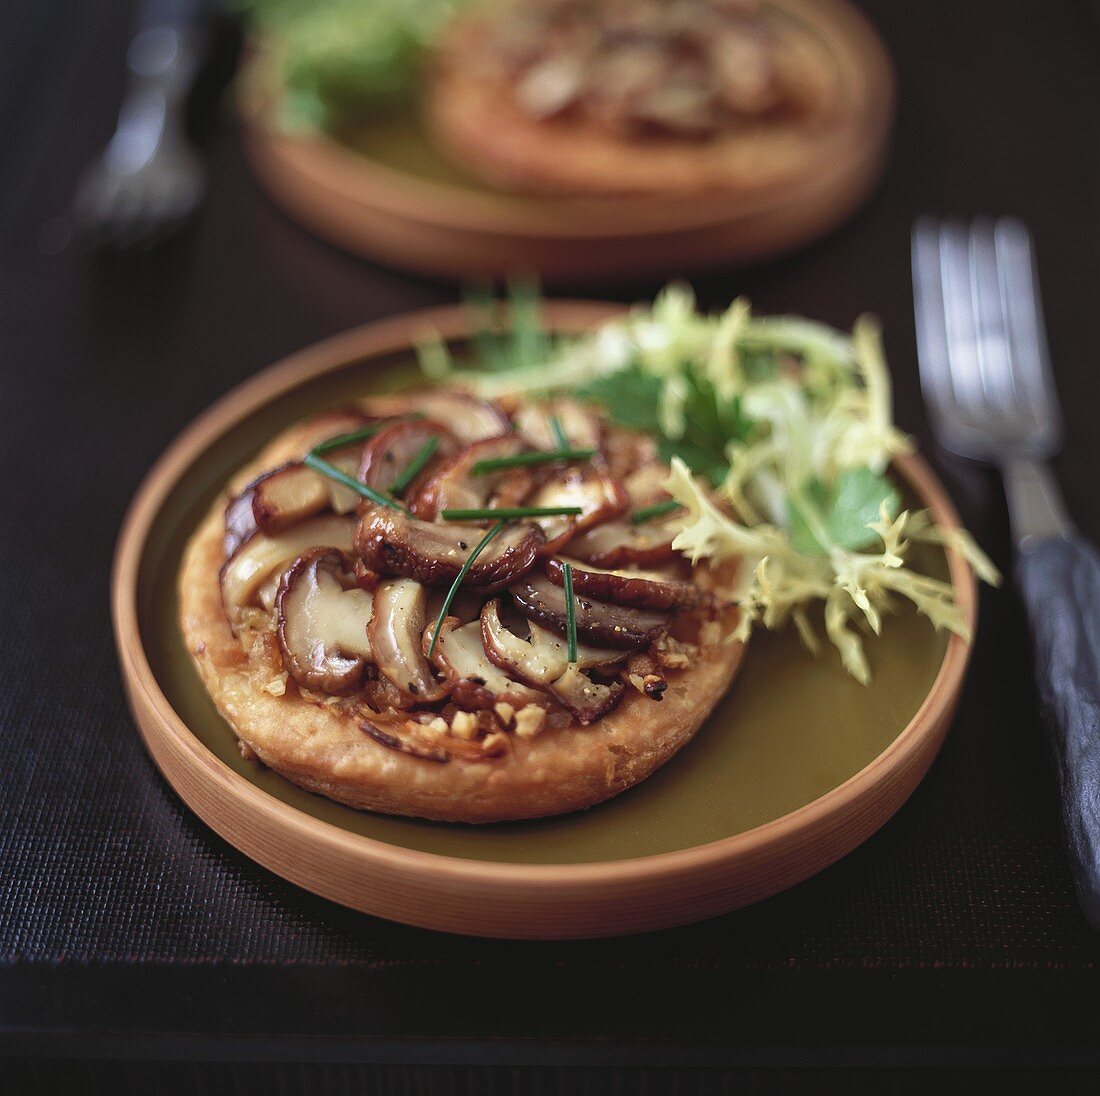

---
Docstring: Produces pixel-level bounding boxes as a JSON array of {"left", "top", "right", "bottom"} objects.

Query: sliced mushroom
[
  {"left": 479, "top": 602, "right": 626, "bottom": 723},
  {"left": 357, "top": 419, "right": 457, "bottom": 499},
  {"left": 395, "top": 390, "right": 510, "bottom": 444},
  {"left": 509, "top": 573, "right": 671, "bottom": 650},
  {"left": 275, "top": 548, "right": 374, "bottom": 694},
  {"left": 526, "top": 466, "right": 628, "bottom": 553},
  {"left": 426, "top": 617, "right": 544, "bottom": 708},
  {"left": 546, "top": 665, "right": 625, "bottom": 724},
  {"left": 224, "top": 489, "right": 259, "bottom": 558},
  {"left": 544, "top": 557, "right": 713, "bottom": 612},
  {"left": 234, "top": 444, "right": 364, "bottom": 539},
  {"left": 623, "top": 462, "right": 674, "bottom": 507},
  {"left": 412, "top": 434, "right": 533, "bottom": 521},
  {"left": 603, "top": 428, "right": 659, "bottom": 480},
  {"left": 356, "top": 508, "right": 544, "bottom": 592},
  {"left": 567, "top": 518, "right": 679, "bottom": 569},
  {"left": 513, "top": 399, "right": 602, "bottom": 451},
  {"left": 220, "top": 515, "right": 356, "bottom": 627},
  {"left": 250, "top": 461, "right": 331, "bottom": 535},
  {"left": 324, "top": 447, "right": 374, "bottom": 514},
  {"left": 367, "top": 578, "right": 448, "bottom": 705},
  {"left": 481, "top": 599, "right": 625, "bottom": 685}
]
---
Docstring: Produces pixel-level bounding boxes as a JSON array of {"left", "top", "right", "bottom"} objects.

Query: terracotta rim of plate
[
  {"left": 112, "top": 302, "right": 976, "bottom": 939},
  {"left": 237, "top": 0, "right": 895, "bottom": 278}
]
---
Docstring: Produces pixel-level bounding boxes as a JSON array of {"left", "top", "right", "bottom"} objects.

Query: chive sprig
[
  {"left": 303, "top": 452, "right": 405, "bottom": 512},
  {"left": 389, "top": 436, "right": 440, "bottom": 496},
  {"left": 427, "top": 522, "right": 506, "bottom": 659},
  {"left": 440, "top": 505, "right": 583, "bottom": 522},
  {"left": 631, "top": 499, "right": 683, "bottom": 524},
  {"left": 548, "top": 414, "right": 569, "bottom": 449},
  {"left": 472, "top": 448, "right": 595, "bottom": 476},
  {"left": 562, "top": 561, "right": 578, "bottom": 665}
]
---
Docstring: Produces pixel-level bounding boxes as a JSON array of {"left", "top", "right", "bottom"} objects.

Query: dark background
[{"left": 2, "top": 0, "right": 1100, "bottom": 1091}]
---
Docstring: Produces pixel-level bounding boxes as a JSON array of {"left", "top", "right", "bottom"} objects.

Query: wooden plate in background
[
  {"left": 111, "top": 303, "right": 975, "bottom": 939},
  {"left": 239, "top": 0, "right": 895, "bottom": 283}
]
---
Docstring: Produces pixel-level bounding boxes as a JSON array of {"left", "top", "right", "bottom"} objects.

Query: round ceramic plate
[
  {"left": 238, "top": 0, "right": 894, "bottom": 283},
  {"left": 112, "top": 303, "right": 975, "bottom": 939}
]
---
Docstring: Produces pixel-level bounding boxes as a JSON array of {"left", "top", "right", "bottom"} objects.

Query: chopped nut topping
[
  {"left": 514, "top": 705, "right": 547, "bottom": 740},
  {"left": 262, "top": 673, "right": 288, "bottom": 697},
  {"left": 450, "top": 710, "right": 480, "bottom": 740}
]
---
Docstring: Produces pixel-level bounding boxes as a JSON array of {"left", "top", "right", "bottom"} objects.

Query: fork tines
[{"left": 911, "top": 216, "right": 1062, "bottom": 461}]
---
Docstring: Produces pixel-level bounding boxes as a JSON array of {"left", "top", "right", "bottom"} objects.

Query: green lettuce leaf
[{"left": 787, "top": 468, "right": 901, "bottom": 556}]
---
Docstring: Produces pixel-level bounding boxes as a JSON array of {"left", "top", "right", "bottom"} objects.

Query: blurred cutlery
[
  {"left": 912, "top": 215, "right": 1100, "bottom": 930},
  {"left": 72, "top": 0, "right": 209, "bottom": 250}
]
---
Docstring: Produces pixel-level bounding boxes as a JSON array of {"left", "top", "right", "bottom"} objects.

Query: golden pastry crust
[
  {"left": 178, "top": 412, "right": 746, "bottom": 823},
  {"left": 426, "top": 19, "right": 842, "bottom": 199}
]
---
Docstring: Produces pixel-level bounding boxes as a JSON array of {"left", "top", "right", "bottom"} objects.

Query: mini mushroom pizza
[
  {"left": 178, "top": 389, "right": 745, "bottom": 823},
  {"left": 426, "top": 0, "right": 843, "bottom": 198}
]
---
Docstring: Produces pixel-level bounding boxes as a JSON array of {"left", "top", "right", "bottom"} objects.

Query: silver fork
[
  {"left": 71, "top": 0, "right": 208, "bottom": 250},
  {"left": 913, "top": 216, "right": 1100, "bottom": 930}
]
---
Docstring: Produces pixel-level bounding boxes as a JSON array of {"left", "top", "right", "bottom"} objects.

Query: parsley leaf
[
  {"left": 787, "top": 468, "right": 901, "bottom": 555},
  {"left": 579, "top": 363, "right": 752, "bottom": 487},
  {"left": 578, "top": 362, "right": 664, "bottom": 433}
]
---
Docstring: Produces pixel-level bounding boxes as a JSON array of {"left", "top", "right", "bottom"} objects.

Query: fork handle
[{"left": 1017, "top": 532, "right": 1100, "bottom": 929}]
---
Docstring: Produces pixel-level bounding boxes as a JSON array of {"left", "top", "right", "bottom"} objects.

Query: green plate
[{"left": 139, "top": 344, "right": 949, "bottom": 866}]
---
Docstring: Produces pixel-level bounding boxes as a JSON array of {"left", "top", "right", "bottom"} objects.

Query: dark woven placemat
[{"left": 2, "top": 0, "right": 1100, "bottom": 1061}]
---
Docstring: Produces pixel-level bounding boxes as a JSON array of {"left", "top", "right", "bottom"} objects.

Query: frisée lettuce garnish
[{"left": 421, "top": 285, "right": 999, "bottom": 683}]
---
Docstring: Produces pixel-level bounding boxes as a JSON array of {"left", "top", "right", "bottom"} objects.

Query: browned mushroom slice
[
  {"left": 426, "top": 617, "right": 544, "bottom": 708},
  {"left": 399, "top": 390, "right": 511, "bottom": 444},
  {"left": 546, "top": 665, "right": 625, "bottom": 724},
  {"left": 513, "top": 399, "right": 602, "bottom": 451},
  {"left": 250, "top": 461, "right": 331, "bottom": 534},
  {"left": 544, "top": 557, "right": 713, "bottom": 612},
  {"left": 412, "top": 434, "right": 533, "bottom": 521},
  {"left": 275, "top": 548, "right": 374, "bottom": 694},
  {"left": 526, "top": 467, "right": 628, "bottom": 553},
  {"left": 603, "top": 430, "right": 659, "bottom": 480},
  {"left": 357, "top": 419, "right": 457, "bottom": 499},
  {"left": 567, "top": 518, "right": 679, "bottom": 569},
  {"left": 241, "top": 443, "right": 365, "bottom": 537},
  {"left": 509, "top": 573, "right": 671, "bottom": 649},
  {"left": 481, "top": 599, "right": 625, "bottom": 685},
  {"left": 224, "top": 489, "right": 258, "bottom": 558},
  {"left": 479, "top": 602, "right": 626, "bottom": 723},
  {"left": 324, "top": 448, "right": 374, "bottom": 514},
  {"left": 623, "top": 463, "right": 674, "bottom": 506},
  {"left": 356, "top": 509, "right": 543, "bottom": 592},
  {"left": 220, "top": 515, "right": 356, "bottom": 627},
  {"left": 367, "top": 578, "right": 448, "bottom": 705}
]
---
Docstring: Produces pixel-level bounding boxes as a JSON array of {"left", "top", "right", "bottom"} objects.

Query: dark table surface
[{"left": 3, "top": 0, "right": 1100, "bottom": 1089}]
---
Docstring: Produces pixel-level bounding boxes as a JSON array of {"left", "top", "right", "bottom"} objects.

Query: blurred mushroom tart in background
[
  {"left": 178, "top": 385, "right": 745, "bottom": 824},
  {"left": 428, "top": 0, "right": 843, "bottom": 196}
]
